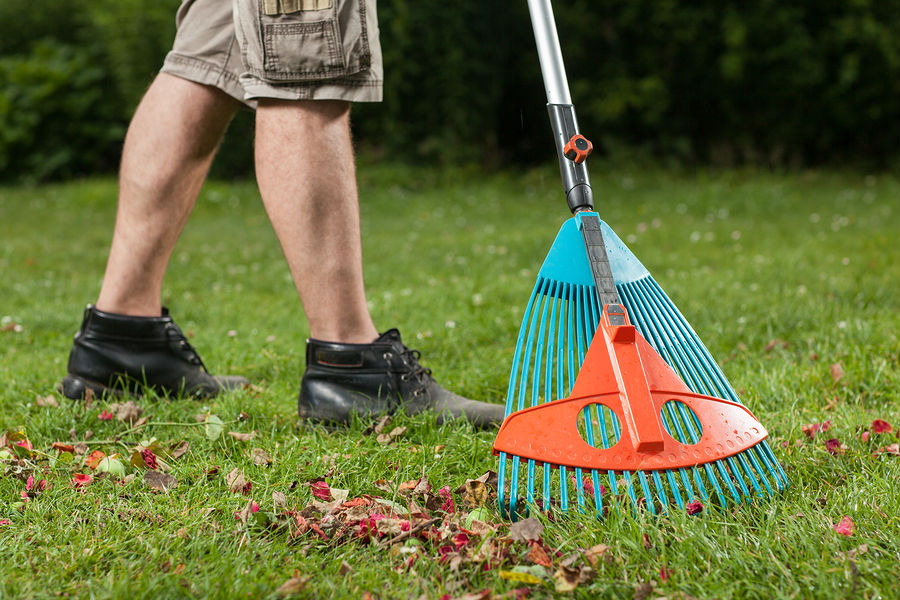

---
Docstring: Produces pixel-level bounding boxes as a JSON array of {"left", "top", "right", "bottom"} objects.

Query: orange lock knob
[{"left": 563, "top": 134, "right": 592, "bottom": 163}]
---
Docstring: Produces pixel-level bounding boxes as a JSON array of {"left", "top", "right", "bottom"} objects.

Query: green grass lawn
[{"left": 0, "top": 164, "right": 898, "bottom": 599}]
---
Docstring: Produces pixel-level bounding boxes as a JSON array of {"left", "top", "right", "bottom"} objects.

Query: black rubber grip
[{"left": 579, "top": 214, "right": 620, "bottom": 308}]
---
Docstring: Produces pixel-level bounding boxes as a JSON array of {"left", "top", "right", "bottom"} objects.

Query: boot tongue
[{"left": 375, "top": 328, "right": 403, "bottom": 344}]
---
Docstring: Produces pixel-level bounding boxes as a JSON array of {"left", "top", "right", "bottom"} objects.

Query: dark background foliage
[{"left": 0, "top": 0, "right": 897, "bottom": 181}]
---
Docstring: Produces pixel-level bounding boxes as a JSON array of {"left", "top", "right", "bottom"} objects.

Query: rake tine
[
  {"left": 736, "top": 452, "right": 764, "bottom": 497},
  {"left": 591, "top": 468, "right": 604, "bottom": 517},
  {"left": 637, "top": 471, "right": 656, "bottom": 516},
  {"left": 726, "top": 456, "right": 753, "bottom": 499},
  {"left": 595, "top": 404, "right": 620, "bottom": 514},
  {"left": 575, "top": 469, "right": 586, "bottom": 510},
  {"left": 665, "top": 469, "right": 685, "bottom": 509},
  {"left": 622, "top": 471, "right": 641, "bottom": 513},
  {"left": 651, "top": 471, "right": 669, "bottom": 515}
]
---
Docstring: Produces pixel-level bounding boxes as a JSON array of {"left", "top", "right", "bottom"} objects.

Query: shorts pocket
[{"left": 253, "top": 0, "right": 372, "bottom": 83}]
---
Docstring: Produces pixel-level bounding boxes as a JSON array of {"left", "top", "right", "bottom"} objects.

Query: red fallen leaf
[
  {"left": 341, "top": 497, "right": 371, "bottom": 509},
  {"left": 830, "top": 362, "right": 845, "bottom": 383},
  {"left": 872, "top": 419, "right": 893, "bottom": 434},
  {"left": 72, "top": 473, "right": 92, "bottom": 487},
  {"left": 85, "top": 450, "right": 106, "bottom": 470},
  {"left": 686, "top": 501, "right": 703, "bottom": 515},
  {"left": 141, "top": 449, "right": 158, "bottom": 470},
  {"left": 860, "top": 431, "right": 870, "bottom": 443},
  {"left": 234, "top": 501, "right": 260, "bottom": 520},
  {"left": 51, "top": 442, "right": 75, "bottom": 453},
  {"left": 309, "top": 522, "right": 328, "bottom": 540},
  {"left": 527, "top": 541, "right": 553, "bottom": 567},
  {"left": 12, "top": 439, "right": 32, "bottom": 451},
  {"left": 874, "top": 443, "right": 899, "bottom": 457},
  {"left": 833, "top": 516, "right": 854, "bottom": 536},
  {"left": 659, "top": 566, "right": 671, "bottom": 582},
  {"left": 20, "top": 490, "right": 29, "bottom": 503},
  {"left": 310, "top": 480, "right": 332, "bottom": 501},
  {"left": 824, "top": 438, "right": 845, "bottom": 455},
  {"left": 453, "top": 532, "right": 471, "bottom": 551},
  {"left": 0, "top": 519, "right": 9, "bottom": 526},
  {"left": 437, "top": 544, "right": 455, "bottom": 563},
  {"left": 437, "top": 486, "right": 455, "bottom": 513},
  {"left": 802, "top": 420, "right": 831, "bottom": 439},
  {"left": 25, "top": 475, "right": 34, "bottom": 491},
  {"left": 98, "top": 411, "right": 114, "bottom": 421}
]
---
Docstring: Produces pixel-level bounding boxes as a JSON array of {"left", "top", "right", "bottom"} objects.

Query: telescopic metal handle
[
  {"left": 527, "top": 0, "right": 594, "bottom": 214},
  {"left": 526, "top": 0, "right": 572, "bottom": 105}
]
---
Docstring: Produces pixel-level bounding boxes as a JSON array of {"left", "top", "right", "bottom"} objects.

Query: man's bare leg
[
  {"left": 62, "top": 73, "right": 248, "bottom": 400},
  {"left": 256, "top": 99, "right": 503, "bottom": 426},
  {"left": 254, "top": 99, "right": 378, "bottom": 344},
  {"left": 96, "top": 73, "right": 239, "bottom": 316}
]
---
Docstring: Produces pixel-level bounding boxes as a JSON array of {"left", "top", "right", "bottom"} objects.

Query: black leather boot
[
  {"left": 298, "top": 329, "right": 505, "bottom": 428},
  {"left": 60, "top": 305, "right": 248, "bottom": 399}
]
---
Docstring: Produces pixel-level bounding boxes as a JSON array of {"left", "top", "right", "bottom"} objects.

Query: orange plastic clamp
[{"left": 563, "top": 134, "right": 593, "bottom": 163}]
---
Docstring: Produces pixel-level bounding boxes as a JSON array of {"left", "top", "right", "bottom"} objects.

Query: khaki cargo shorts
[{"left": 161, "top": 0, "right": 383, "bottom": 106}]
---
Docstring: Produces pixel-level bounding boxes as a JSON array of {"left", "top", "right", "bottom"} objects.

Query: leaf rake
[{"left": 494, "top": 0, "right": 787, "bottom": 519}]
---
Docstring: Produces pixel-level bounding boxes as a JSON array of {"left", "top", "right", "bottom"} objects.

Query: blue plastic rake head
[{"left": 496, "top": 216, "right": 788, "bottom": 519}]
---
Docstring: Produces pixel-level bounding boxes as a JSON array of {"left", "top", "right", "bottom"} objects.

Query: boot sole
[
  {"left": 60, "top": 373, "right": 245, "bottom": 401},
  {"left": 59, "top": 374, "right": 128, "bottom": 401}
]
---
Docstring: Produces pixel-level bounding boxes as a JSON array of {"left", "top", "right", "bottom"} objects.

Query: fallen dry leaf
[
  {"left": 272, "top": 491, "right": 287, "bottom": 510},
  {"left": 583, "top": 544, "right": 611, "bottom": 568},
  {"left": 227, "top": 431, "right": 256, "bottom": 442},
  {"left": 170, "top": 441, "right": 190, "bottom": 460},
  {"left": 833, "top": 515, "right": 854, "bottom": 536},
  {"left": 830, "top": 362, "right": 845, "bottom": 383},
  {"left": 251, "top": 448, "right": 272, "bottom": 466},
  {"left": 873, "top": 443, "right": 899, "bottom": 457},
  {"left": 872, "top": 419, "right": 894, "bottom": 434},
  {"left": 554, "top": 564, "right": 589, "bottom": 593},
  {"left": 35, "top": 394, "right": 59, "bottom": 408},
  {"left": 85, "top": 450, "right": 106, "bottom": 470},
  {"left": 642, "top": 533, "right": 652, "bottom": 550},
  {"left": 527, "top": 541, "right": 553, "bottom": 567},
  {"left": 499, "top": 570, "right": 544, "bottom": 585},
  {"left": 72, "top": 473, "right": 92, "bottom": 487},
  {"left": 824, "top": 438, "right": 847, "bottom": 455},
  {"left": 310, "top": 480, "right": 332, "bottom": 501},
  {"left": 633, "top": 581, "right": 655, "bottom": 600},
  {"left": 275, "top": 576, "right": 308, "bottom": 597},
  {"left": 235, "top": 500, "right": 260, "bottom": 525},
  {"left": 509, "top": 517, "right": 543, "bottom": 542},
  {"left": 339, "top": 560, "right": 353, "bottom": 575},
  {"left": 764, "top": 338, "right": 788, "bottom": 352},
  {"left": 226, "top": 468, "right": 252, "bottom": 495},
  {"left": 145, "top": 471, "right": 178, "bottom": 492},
  {"left": 110, "top": 400, "right": 143, "bottom": 425},
  {"left": 376, "top": 426, "right": 407, "bottom": 445},
  {"left": 51, "top": 442, "right": 75, "bottom": 454},
  {"left": 363, "top": 415, "right": 392, "bottom": 436}
]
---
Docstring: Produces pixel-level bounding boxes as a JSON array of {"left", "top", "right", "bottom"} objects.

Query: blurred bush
[{"left": 0, "top": 0, "right": 897, "bottom": 181}]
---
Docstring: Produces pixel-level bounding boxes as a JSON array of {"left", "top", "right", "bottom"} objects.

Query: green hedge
[{"left": 0, "top": 0, "right": 897, "bottom": 180}]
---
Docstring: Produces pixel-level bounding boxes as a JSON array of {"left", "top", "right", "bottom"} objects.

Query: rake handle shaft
[{"left": 527, "top": 0, "right": 594, "bottom": 214}]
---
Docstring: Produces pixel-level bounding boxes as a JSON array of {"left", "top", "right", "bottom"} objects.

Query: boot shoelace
[
  {"left": 399, "top": 347, "right": 433, "bottom": 396},
  {"left": 165, "top": 322, "right": 207, "bottom": 369}
]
